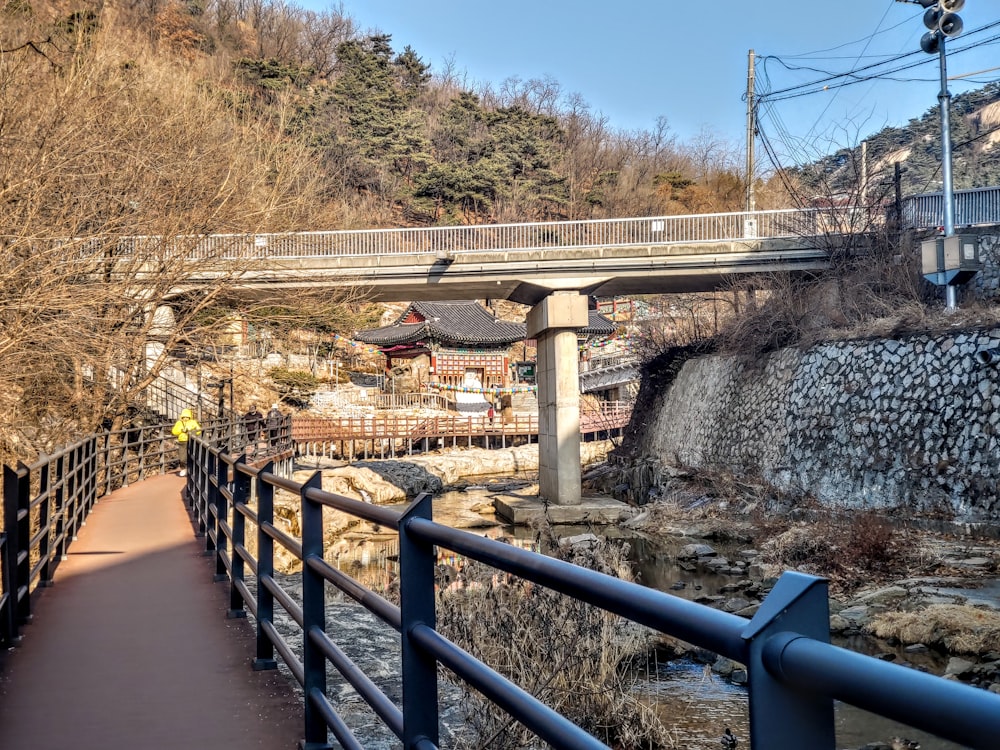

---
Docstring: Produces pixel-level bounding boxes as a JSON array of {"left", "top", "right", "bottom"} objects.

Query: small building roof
[{"left": 355, "top": 301, "right": 527, "bottom": 347}]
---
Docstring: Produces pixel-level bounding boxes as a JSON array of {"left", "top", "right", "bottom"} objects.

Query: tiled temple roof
[
  {"left": 355, "top": 301, "right": 527, "bottom": 346},
  {"left": 581, "top": 310, "right": 617, "bottom": 336}
]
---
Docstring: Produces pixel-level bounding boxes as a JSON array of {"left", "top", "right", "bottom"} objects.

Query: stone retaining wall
[{"left": 641, "top": 326, "right": 1000, "bottom": 521}]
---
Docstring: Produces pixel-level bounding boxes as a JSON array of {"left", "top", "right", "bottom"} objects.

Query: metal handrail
[
  {"left": 187, "top": 441, "right": 1000, "bottom": 750},
  {"left": 0, "top": 415, "right": 261, "bottom": 646},
  {"left": 63, "top": 206, "right": 870, "bottom": 262}
]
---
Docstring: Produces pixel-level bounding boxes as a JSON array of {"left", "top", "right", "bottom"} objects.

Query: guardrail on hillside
[
  {"left": 902, "top": 185, "right": 1000, "bottom": 230},
  {"left": 190, "top": 442, "right": 1000, "bottom": 750}
]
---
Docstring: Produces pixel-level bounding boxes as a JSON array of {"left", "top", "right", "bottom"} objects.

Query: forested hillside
[{"left": 2, "top": 0, "right": 785, "bottom": 235}]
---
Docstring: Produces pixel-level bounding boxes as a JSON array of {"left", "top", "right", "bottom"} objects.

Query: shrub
[
  {"left": 267, "top": 367, "right": 321, "bottom": 405},
  {"left": 435, "top": 531, "right": 673, "bottom": 749}
]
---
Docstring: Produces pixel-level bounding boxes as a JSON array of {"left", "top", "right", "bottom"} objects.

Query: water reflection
[
  {"left": 329, "top": 482, "right": 976, "bottom": 750},
  {"left": 641, "top": 659, "right": 748, "bottom": 750}
]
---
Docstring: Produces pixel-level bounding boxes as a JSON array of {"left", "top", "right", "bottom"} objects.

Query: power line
[
  {"left": 800, "top": 0, "right": 896, "bottom": 144},
  {"left": 758, "top": 21, "right": 1000, "bottom": 103}
]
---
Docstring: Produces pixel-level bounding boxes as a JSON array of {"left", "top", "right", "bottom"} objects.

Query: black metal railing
[
  {"left": 188, "top": 439, "right": 1000, "bottom": 750},
  {"left": 0, "top": 414, "right": 297, "bottom": 646},
  {"left": 1, "top": 426, "right": 154, "bottom": 645}
]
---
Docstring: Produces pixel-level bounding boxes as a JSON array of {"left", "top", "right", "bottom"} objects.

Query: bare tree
[{"left": 0, "top": 19, "right": 358, "bottom": 463}]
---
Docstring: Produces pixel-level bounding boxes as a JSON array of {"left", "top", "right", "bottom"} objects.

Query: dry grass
[
  {"left": 435, "top": 530, "right": 674, "bottom": 749},
  {"left": 867, "top": 605, "right": 1000, "bottom": 655},
  {"left": 615, "top": 466, "right": 920, "bottom": 597},
  {"left": 755, "top": 509, "right": 915, "bottom": 595},
  {"left": 710, "top": 236, "right": 1000, "bottom": 359}
]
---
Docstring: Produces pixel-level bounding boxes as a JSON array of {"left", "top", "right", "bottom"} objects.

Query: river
[{"left": 336, "top": 483, "right": 981, "bottom": 750}]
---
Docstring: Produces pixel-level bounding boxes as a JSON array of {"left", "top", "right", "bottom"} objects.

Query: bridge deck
[{"left": 0, "top": 473, "right": 302, "bottom": 750}]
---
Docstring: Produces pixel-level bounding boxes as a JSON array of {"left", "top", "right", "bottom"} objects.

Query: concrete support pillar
[{"left": 527, "top": 292, "right": 588, "bottom": 505}]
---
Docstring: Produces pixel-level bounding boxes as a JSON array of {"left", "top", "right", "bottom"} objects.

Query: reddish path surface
[{"left": 0, "top": 473, "right": 303, "bottom": 750}]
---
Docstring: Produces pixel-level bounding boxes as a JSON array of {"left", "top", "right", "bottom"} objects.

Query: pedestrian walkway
[{"left": 0, "top": 473, "right": 302, "bottom": 750}]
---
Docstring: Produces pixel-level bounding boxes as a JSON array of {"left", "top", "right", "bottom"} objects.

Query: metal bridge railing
[
  {"left": 49, "top": 185, "right": 1000, "bottom": 266},
  {"left": 68, "top": 206, "right": 872, "bottom": 262},
  {"left": 186, "top": 441, "right": 1000, "bottom": 750},
  {"left": 1, "top": 425, "right": 163, "bottom": 645}
]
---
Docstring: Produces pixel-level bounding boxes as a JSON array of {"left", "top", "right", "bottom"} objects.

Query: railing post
[
  {"left": 227, "top": 455, "right": 249, "bottom": 618},
  {"left": 102, "top": 430, "right": 112, "bottom": 498},
  {"left": 300, "top": 471, "right": 331, "bottom": 750},
  {"left": 741, "top": 571, "right": 834, "bottom": 749},
  {"left": 6, "top": 463, "right": 31, "bottom": 632},
  {"left": 85, "top": 436, "right": 98, "bottom": 516},
  {"left": 189, "top": 440, "right": 206, "bottom": 536},
  {"left": 38, "top": 456, "right": 53, "bottom": 586},
  {"left": 2, "top": 466, "right": 22, "bottom": 644},
  {"left": 203, "top": 443, "right": 220, "bottom": 551},
  {"left": 213, "top": 450, "right": 228, "bottom": 579},
  {"left": 0, "top": 530, "right": 10, "bottom": 647},
  {"left": 398, "top": 492, "right": 439, "bottom": 750},
  {"left": 253, "top": 460, "right": 277, "bottom": 671}
]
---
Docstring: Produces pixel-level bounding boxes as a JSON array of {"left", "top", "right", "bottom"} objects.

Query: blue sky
[{"left": 305, "top": 1, "right": 999, "bottom": 161}]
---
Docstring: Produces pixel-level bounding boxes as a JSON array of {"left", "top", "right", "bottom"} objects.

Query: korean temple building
[{"left": 353, "top": 300, "right": 618, "bottom": 395}]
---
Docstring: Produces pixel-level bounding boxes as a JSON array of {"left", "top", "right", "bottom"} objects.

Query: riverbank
[
  {"left": 616, "top": 472, "right": 1000, "bottom": 697},
  {"left": 277, "top": 446, "right": 1000, "bottom": 749}
]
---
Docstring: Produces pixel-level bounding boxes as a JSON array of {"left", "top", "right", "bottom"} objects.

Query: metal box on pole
[{"left": 921, "top": 233, "right": 981, "bottom": 285}]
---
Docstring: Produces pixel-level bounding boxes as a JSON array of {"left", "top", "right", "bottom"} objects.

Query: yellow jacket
[{"left": 171, "top": 409, "right": 202, "bottom": 443}]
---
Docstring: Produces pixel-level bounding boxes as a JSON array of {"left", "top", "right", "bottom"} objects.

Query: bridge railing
[
  {"left": 189, "top": 443, "right": 1000, "bottom": 749},
  {"left": 353, "top": 392, "right": 454, "bottom": 411},
  {"left": 292, "top": 402, "right": 631, "bottom": 459},
  {"left": 54, "top": 186, "right": 1000, "bottom": 265},
  {"left": 70, "top": 206, "right": 870, "bottom": 262},
  {"left": 579, "top": 353, "right": 637, "bottom": 373},
  {"left": 0, "top": 425, "right": 164, "bottom": 645}
]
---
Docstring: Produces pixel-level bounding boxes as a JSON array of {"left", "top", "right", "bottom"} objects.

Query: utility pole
[
  {"left": 745, "top": 49, "right": 756, "bottom": 215},
  {"left": 860, "top": 140, "right": 868, "bottom": 206}
]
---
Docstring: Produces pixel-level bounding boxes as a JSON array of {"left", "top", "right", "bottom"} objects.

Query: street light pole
[
  {"left": 937, "top": 37, "right": 959, "bottom": 309},
  {"left": 914, "top": 0, "right": 967, "bottom": 309}
]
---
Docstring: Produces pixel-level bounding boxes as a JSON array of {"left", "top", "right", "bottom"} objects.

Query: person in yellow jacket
[{"left": 171, "top": 408, "right": 202, "bottom": 477}]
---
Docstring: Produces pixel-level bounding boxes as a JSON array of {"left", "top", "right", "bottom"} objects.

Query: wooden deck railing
[
  {"left": 291, "top": 402, "right": 632, "bottom": 460},
  {"left": 292, "top": 402, "right": 632, "bottom": 443}
]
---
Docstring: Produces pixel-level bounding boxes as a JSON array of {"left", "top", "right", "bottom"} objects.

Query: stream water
[{"left": 335, "top": 482, "right": 990, "bottom": 750}]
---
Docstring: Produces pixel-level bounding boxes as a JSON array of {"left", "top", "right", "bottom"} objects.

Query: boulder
[{"left": 677, "top": 543, "right": 717, "bottom": 560}]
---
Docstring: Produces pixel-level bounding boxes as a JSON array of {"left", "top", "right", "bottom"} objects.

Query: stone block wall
[
  {"left": 643, "top": 328, "right": 1000, "bottom": 522},
  {"left": 969, "top": 232, "right": 1000, "bottom": 300}
]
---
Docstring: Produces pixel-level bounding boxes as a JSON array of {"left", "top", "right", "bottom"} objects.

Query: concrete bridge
[{"left": 134, "top": 207, "right": 846, "bottom": 305}]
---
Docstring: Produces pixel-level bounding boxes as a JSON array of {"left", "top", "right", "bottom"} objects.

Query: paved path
[{"left": 0, "top": 473, "right": 303, "bottom": 750}]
